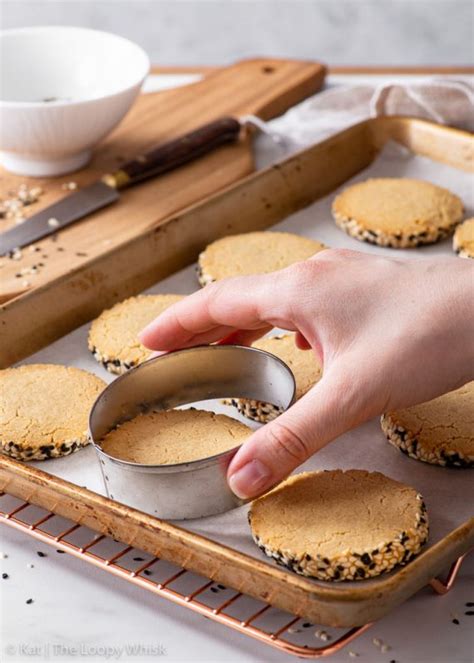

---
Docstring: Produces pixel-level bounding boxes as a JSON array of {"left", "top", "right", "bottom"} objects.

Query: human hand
[{"left": 139, "top": 249, "right": 474, "bottom": 499}]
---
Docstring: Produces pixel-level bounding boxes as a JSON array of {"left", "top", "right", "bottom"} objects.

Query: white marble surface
[
  {"left": 1, "top": 0, "right": 473, "bottom": 66},
  {"left": 0, "top": 522, "right": 473, "bottom": 663},
  {"left": 1, "top": 73, "right": 474, "bottom": 662}
]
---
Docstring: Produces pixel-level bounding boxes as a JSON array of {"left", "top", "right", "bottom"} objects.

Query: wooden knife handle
[{"left": 102, "top": 117, "right": 242, "bottom": 190}]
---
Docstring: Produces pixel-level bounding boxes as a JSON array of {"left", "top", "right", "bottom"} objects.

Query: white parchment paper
[{"left": 21, "top": 142, "right": 474, "bottom": 587}]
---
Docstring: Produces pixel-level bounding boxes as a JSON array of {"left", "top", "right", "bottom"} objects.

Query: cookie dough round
[
  {"left": 381, "top": 382, "right": 474, "bottom": 468},
  {"left": 0, "top": 364, "right": 106, "bottom": 461},
  {"left": 453, "top": 218, "right": 474, "bottom": 259},
  {"left": 197, "top": 232, "right": 327, "bottom": 286},
  {"left": 249, "top": 470, "right": 429, "bottom": 581},
  {"left": 88, "top": 294, "right": 183, "bottom": 374},
  {"left": 227, "top": 334, "right": 322, "bottom": 422},
  {"left": 332, "top": 178, "right": 464, "bottom": 248},
  {"left": 100, "top": 408, "right": 252, "bottom": 464}
]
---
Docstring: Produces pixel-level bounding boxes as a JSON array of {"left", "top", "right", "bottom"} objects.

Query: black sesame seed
[
  {"left": 133, "top": 557, "right": 145, "bottom": 562},
  {"left": 37, "top": 551, "right": 46, "bottom": 558},
  {"left": 210, "top": 587, "right": 218, "bottom": 593},
  {"left": 356, "top": 567, "right": 366, "bottom": 578},
  {"left": 361, "top": 553, "right": 371, "bottom": 565},
  {"left": 452, "top": 618, "right": 460, "bottom": 625},
  {"left": 143, "top": 569, "right": 152, "bottom": 576},
  {"left": 302, "top": 622, "right": 312, "bottom": 628},
  {"left": 465, "top": 611, "right": 474, "bottom": 616},
  {"left": 466, "top": 602, "right": 474, "bottom": 607},
  {"left": 26, "top": 598, "right": 33, "bottom": 605},
  {"left": 56, "top": 549, "right": 65, "bottom": 554},
  {"left": 217, "top": 584, "right": 226, "bottom": 590},
  {"left": 2, "top": 573, "right": 8, "bottom": 579}
]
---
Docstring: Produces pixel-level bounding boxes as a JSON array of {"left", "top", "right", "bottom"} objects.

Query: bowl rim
[{"left": 0, "top": 25, "right": 150, "bottom": 108}]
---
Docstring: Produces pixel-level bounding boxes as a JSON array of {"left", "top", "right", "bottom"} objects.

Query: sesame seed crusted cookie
[
  {"left": 100, "top": 408, "right": 252, "bottom": 465},
  {"left": 0, "top": 364, "right": 106, "bottom": 461},
  {"left": 381, "top": 382, "right": 474, "bottom": 468},
  {"left": 453, "top": 218, "right": 474, "bottom": 259},
  {"left": 226, "top": 334, "right": 322, "bottom": 423},
  {"left": 197, "top": 232, "right": 327, "bottom": 286},
  {"left": 248, "top": 470, "right": 429, "bottom": 582},
  {"left": 88, "top": 294, "right": 183, "bottom": 374},
  {"left": 332, "top": 178, "right": 464, "bottom": 248}
]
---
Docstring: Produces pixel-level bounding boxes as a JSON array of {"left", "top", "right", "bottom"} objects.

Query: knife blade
[
  {"left": 0, "top": 182, "right": 119, "bottom": 254},
  {"left": 0, "top": 117, "right": 242, "bottom": 255}
]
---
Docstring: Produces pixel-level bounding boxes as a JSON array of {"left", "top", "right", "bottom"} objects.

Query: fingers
[
  {"left": 139, "top": 273, "right": 293, "bottom": 351},
  {"left": 227, "top": 368, "right": 361, "bottom": 499},
  {"left": 294, "top": 331, "right": 311, "bottom": 350},
  {"left": 218, "top": 326, "right": 273, "bottom": 347}
]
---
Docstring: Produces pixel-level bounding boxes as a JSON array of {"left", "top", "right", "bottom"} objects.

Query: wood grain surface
[{"left": 0, "top": 58, "right": 326, "bottom": 302}]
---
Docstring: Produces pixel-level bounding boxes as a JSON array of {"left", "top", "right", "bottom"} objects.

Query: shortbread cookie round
[
  {"left": 197, "top": 232, "right": 327, "bottom": 286},
  {"left": 0, "top": 364, "right": 106, "bottom": 461},
  {"left": 100, "top": 408, "right": 252, "bottom": 464},
  {"left": 453, "top": 218, "right": 474, "bottom": 258},
  {"left": 227, "top": 334, "right": 322, "bottom": 422},
  {"left": 249, "top": 470, "right": 429, "bottom": 581},
  {"left": 381, "top": 382, "right": 474, "bottom": 468},
  {"left": 88, "top": 294, "right": 183, "bottom": 374},
  {"left": 332, "top": 178, "right": 464, "bottom": 248}
]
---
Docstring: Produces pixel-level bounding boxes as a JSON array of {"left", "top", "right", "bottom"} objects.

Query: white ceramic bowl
[{"left": 0, "top": 26, "right": 150, "bottom": 176}]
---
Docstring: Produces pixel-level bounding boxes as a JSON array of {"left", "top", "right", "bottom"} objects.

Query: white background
[{"left": 1, "top": 0, "right": 473, "bottom": 67}]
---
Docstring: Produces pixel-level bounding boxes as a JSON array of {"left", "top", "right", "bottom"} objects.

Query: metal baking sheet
[{"left": 16, "top": 141, "right": 474, "bottom": 592}]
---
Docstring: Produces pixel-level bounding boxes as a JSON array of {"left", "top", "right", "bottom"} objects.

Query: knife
[{"left": 0, "top": 117, "right": 242, "bottom": 255}]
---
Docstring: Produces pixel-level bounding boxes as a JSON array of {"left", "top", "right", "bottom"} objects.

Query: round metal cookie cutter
[{"left": 89, "top": 345, "right": 296, "bottom": 520}]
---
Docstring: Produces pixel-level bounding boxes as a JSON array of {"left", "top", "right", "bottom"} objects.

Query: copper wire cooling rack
[{"left": 0, "top": 492, "right": 469, "bottom": 659}]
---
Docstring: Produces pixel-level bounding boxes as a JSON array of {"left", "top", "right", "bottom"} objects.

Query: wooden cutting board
[{"left": 0, "top": 58, "right": 325, "bottom": 303}]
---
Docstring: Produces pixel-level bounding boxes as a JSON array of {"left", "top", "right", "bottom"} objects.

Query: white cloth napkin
[{"left": 247, "top": 79, "right": 474, "bottom": 167}]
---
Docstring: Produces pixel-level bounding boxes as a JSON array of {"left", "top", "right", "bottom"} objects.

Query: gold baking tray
[{"left": 1, "top": 116, "right": 473, "bottom": 627}]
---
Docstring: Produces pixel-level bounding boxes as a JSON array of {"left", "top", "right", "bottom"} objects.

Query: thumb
[{"left": 227, "top": 369, "right": 359, "bottom": 499}]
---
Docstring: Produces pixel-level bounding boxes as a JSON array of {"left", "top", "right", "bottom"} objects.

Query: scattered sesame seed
[
  {"left": 26, "top": 563, "right": 34, "bottom": 569},
  {"left": 466, "top": 602, "right": 474, "bottom": 607},
  {"left": 22, "top": 280, "right": 31, "bottom": 288},
  {"left": 143, "top": 569, "right": 152, "bottom": 576},
  {"left": 381, "top": 644, "right": 390, "bottom": 653},
  {"left": 56, "top": 549, "right": 65, "bottom": 554},
  {"left": 302, "top": 622, "right": 312, "bottom": 629},
  {"left": 26, "top": 598, "right": 34, "bottom": 605},
  {"left": 287, "top": 625, "right": 300, "bottom": 634},
  {"left": 217, "top": 584, "right": 226, "bottom": 590},
  {"left": 348, "top": 652, "right": 359, "bottom": 658},
  {"left": 36, "top": 551, "right": 46, "bottom": 557},
  {"left": 75, "top": 252, "right": 88, "bottom": 257},
  {"left": 0, "top": 552, "right": 8, "bottom": 559},
  {"left": 372, "top": 637, "right": 382, "bottom": 647},
  {"left": 465, "top": 611, "right": 474, "bottom": 616},
  {"left": 62, "top": 181, "right": 78, "bottom": 191},
  {"left": 133, "top": 557, "right": 145, "bottom": 562},
  {"left": 452, "top": 618, "right": 460, "bottom": 625},
  {"left": 47, "top": 217, "right": 60, "bottom": 228},
  {"left": 319, "top": 631, "right": 331, "bottom": 642},
  {"left": 210, "top": 587, "right": 218, "bottom": 593},
  {"left": 2, "top": 573, "right": 8, "bottom": 579}
]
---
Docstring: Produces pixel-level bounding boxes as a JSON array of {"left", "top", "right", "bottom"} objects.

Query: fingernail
[{"left": 228, "top": 459, "right": 272, "bottom": 499}]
